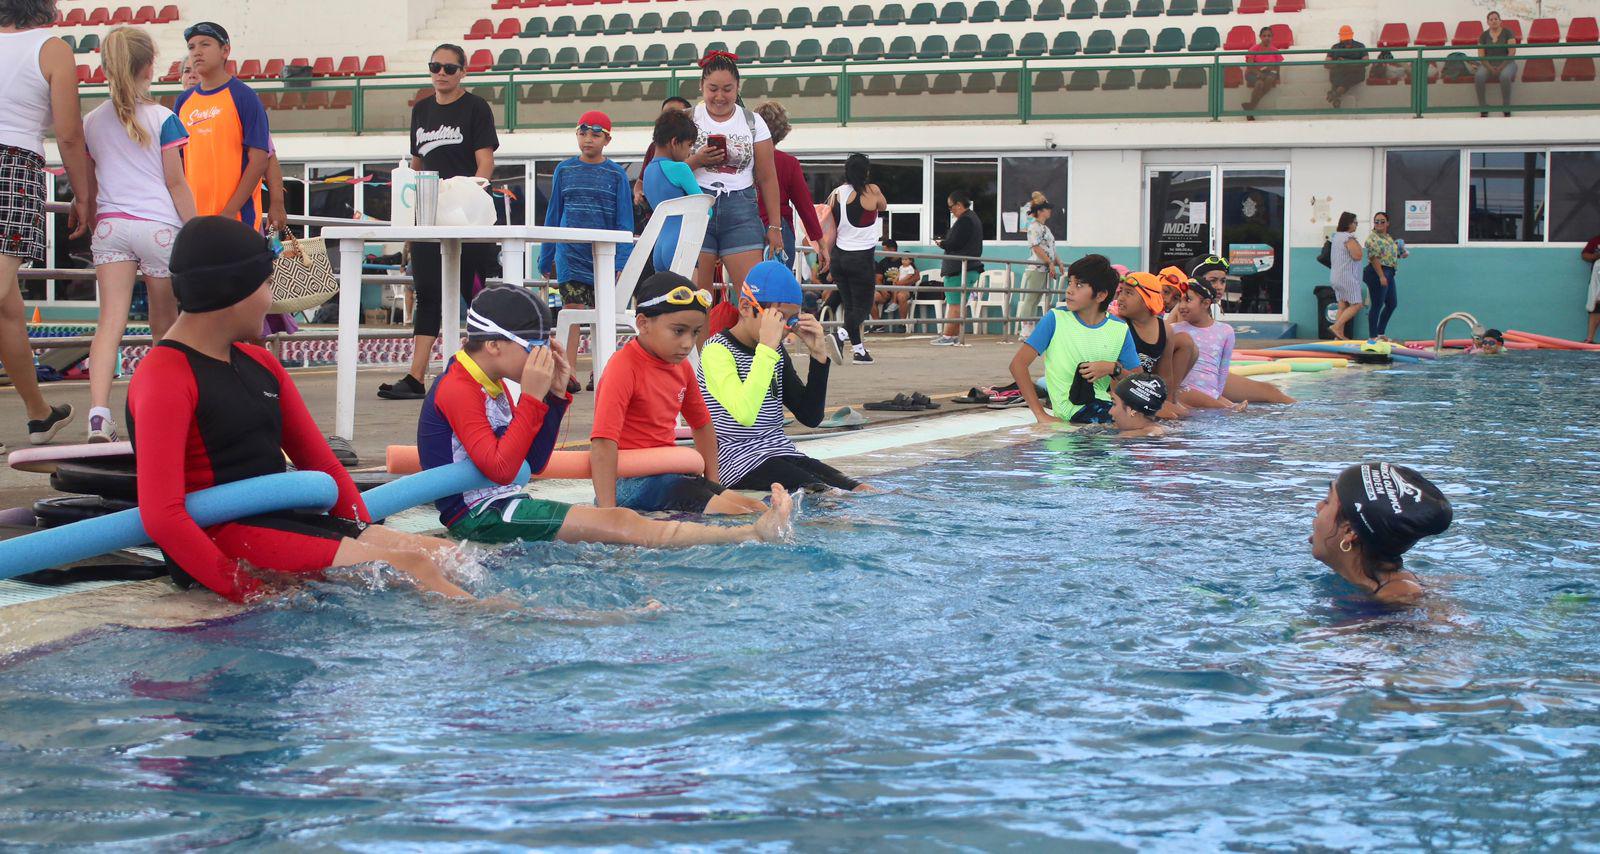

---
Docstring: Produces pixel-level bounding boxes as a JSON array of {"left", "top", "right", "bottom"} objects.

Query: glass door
[
  {"left": 1220, "top": 167, "right": 1287, "bottom": 319},
  {"left": 1146, "top": 168, "right": 1215, "bottom": 273}
]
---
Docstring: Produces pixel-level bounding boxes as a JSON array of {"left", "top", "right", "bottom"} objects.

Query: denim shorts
[
  {"left": 614, "top": 473, "right": 725, "bottom": 513},
  {"left": 702, "top": 186, "right": 766, "bottom": 257}
]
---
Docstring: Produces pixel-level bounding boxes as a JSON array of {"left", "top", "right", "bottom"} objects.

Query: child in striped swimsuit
[{"left": 698, "top": 261, "right": 870, "bottom": 493}]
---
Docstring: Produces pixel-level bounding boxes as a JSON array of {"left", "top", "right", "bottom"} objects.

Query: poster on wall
[
  {"left": 1405, "top": 200, "right": 1432, "bottom": 232},
  {"left": 1227, "top": 244, "right": 1275, "bottom": 276},
  {"left": 1159, "top": 200, "right": 1210, "bottom": 265}
]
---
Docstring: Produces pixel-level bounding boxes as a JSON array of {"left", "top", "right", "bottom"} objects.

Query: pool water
[{"left": 3, "top": 354, "right": 1599, "bottom": 849}]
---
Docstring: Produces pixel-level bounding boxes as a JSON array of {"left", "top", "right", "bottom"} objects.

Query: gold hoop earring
[{"left": 1339, "top": 540, "right": 1353, "bottom": 553}]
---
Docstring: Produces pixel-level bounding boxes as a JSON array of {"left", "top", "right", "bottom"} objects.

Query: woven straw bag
[{"left": 269, "top": 230, "right": 339, "bottom": 314}]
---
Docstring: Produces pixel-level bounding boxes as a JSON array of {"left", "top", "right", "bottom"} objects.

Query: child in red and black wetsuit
[{"left": 128, "top": 216, "right": 471, "bottom": 603}]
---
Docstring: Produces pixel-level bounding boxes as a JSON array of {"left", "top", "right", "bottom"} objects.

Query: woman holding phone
[{"left": 684, "top": 51, "right": 785, "bottom": 298}]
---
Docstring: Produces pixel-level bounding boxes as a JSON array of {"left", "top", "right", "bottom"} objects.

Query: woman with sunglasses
[
  {"left": 378, "top": 43, "right": 501, "bottom": 401},
  {"left": 684, "top": 52, "right": 786, "bottom": 305},
  {"left": 1362, "top": 211, "right": 1406, "bottom": 340}
]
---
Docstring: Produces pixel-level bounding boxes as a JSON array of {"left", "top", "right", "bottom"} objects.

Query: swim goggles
[
  {"left": 576, "top": 123, "right": 610, "bottom": 136},
  {"left": 466, "top": 308, "right": 548, "bottom": 352},
  {"left": 1157, "top": 268, "right": 1189, "bottom": 294},
  {"left": 738, "top": 283, "right": 800, "bottom": 328},
  {"left": 1122, "top": 274, "right": 1164, "bottom": 300},
  {"left": 637, "top": 285, "right": 713, "bottom": 309}
]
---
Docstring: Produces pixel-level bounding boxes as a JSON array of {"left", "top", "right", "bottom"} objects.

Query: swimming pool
[{"left": 3, "top": 354, "right": 1598, "bottom": 848}]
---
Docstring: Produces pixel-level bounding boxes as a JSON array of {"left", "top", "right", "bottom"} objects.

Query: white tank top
[
  {"left": 831, "top": 184, "right": 880, "bottom": 252},
  {"left": 0, "top": 29, "right": 55, "bottom": 156}
]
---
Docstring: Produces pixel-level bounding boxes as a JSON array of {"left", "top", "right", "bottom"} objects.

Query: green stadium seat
[
  {"left": 1189, "top": 27, "right": 1220, "bottom": 51},
  {"left": 971, "top": 1, "right": 999, "bottom": 23},
  {"left": 909, "top": 3, "right": 937, "bottom": 25},
  {"left": 694, "top": 10, "right": 721, "bottom": 32},
  {"left": 919, "top": 35, "right": 949, "bottom": 58},
  {"left": 608, "top": 45, "right": 638, "bottom": 68},
  {"left": 495, "top": 48, "right": 521, "bottom": 70},
  {"left": 725, "top": 9, "right": 751, "bottom": 31},
  {"left": 549, "top": 15, "right": 575, "bottom": 37},
  {"left": 1135, "top": 0, "right": 1164, "bottom": 16},
  {"left": 931, "top": 72, "right": 961, "bottom": 94},
  {"left": 1002, "top": 0, "right": 1030, "bottom": 21},
  {"left": 1068, "top": 69, "right": 1100, "bottom": 90},
  {"left": 1069, "top": 0, "right": 1097, "bottom": 19},
  {"left": 845, "top": 5, "right": 873, "bottom": 26},
  {"left": 523, "top": 47, "right": 550, "bottom": 70},
  {"left": 554, "top": 82, "right": 583, "bottom": 103},
  {"left": 1167, "top": 0, "right": 1197, "bottom": 14},
  {"left": 785, "top": 8, "right": 812, "bottom": 29},
  {"left": 1051, "top": 31, "right": 1082, "bottom": 55},
  {"left": 670, "top": 43, "right": 698, "bottom": 66},
  {"left": 770, "top": 77, "right": 800, "bottom": 98},
  {"left": 755, "top": 9, "right": 782, "bottom": 30},
  {"left": 1037, "top": 0, "right": 1065, "bottom": 19},
  {"left": 1174, "top": 66, "right": 1208, "bottom": 87},
  {"left": 520, "top": 82, "right": 551, "bottom": 105},
  {"left": 855, "top": 36, "right": 885, "bottom": 61},
  {"left": 825, "top": 37, "right": 853, "bottom": 61},
  {"left": 817, "top": 7, "right": 844, "bottom": 27},
  {"left": 804, "top": 76, "right": 835, "bottom": 97},
  {"left": 664, "top": 11, "right": 691, "bottom": 33},
  {"left": 521, "top": 18, "right": 547, "bottom": 38},
  {"left": 1155, "top": 27, "right": 1185, "bottom": 52},
  {"left": 636, "top": 12, "right": 661, "bottom": 33},
  {"left": 887, "top": 35, "right": 916, "bottom": 59},
  {"left": 939, "top": 2, "right": 966, "bottom": 24},
  {"left": 604, "top": 13, "right": 630, "bottom": 35},
  {"left": 645, "top": 80, "right": 668, "bottom": 102},
  {"left": 584, "top": 83, "right": 612, "bottom": 103},
  {"left": 1035, "top": 70, "right": 1066, "bottom": 91},
  {"left": 743, "top": 77, "right": 769, "bottom": 99},
  {"left": 551, "top": 46, "right": 579, "bottom": 69},
  {"left": 983, "top": 33, "right": 1014, "bottom": 57},
  {"left": 580, "top": 46, "right": 608, "bottom": 68},
  {"left": 794, "top": 38, "right": 822, "bottom": 62},
  {"left": 1104, "top": 69, "right": 1136, "bottom": 89},
  {"left": 61, "top": 35, "right": 75, "bottom": 52},
  {"left": 765, "top": 41, "right": 792, "bottom": 63},
  {"left": 1202, "top": 0, "right": 1231, "bottom": 13},
  {"left": 873, "top": 4, "right": 902, "bottom": 25},
  {"left": 1085, "top": 29, "right": 1116, "bottom": 54},
  {"left": 1102, "top": 0, "right": 1130, "bottom": 18},
  {"left": 860, "top": 76, "right": 895, "bottom": 96},
  {"left": 998, "top": 71, "right": 1019, "bottom": 93},
  {"left": 642, "top": 44, "right": 668, "bottom": 67},
  {"left": 578, "top": 14, "right": 603, "bottom": 36},
  {"left": 1119, "top": 28, "right": 1150, "bottom": 53},
  {"left": 704, "top": 40, "right": 730, "bottom": 57},
  {"left": 615, "top": 80, "right": 644, "bottom": 102},
  {"left": 952, "top": 33, "right": 981, "bottom": 58},
  {"left": 965, "top": 71, "right": 996, "bottom": 93},
  {"left": 736, "top": 40, "right": 761, "bottom": 59},
  {"left": 1018, "top": 32, "right": 1047, "bottom": 56},
  {"left": 896, "top": 73, "right": 928, "bottom": 95},
  {"left": 1139, "top": 67, "right": 1171, "bottom": 88}
]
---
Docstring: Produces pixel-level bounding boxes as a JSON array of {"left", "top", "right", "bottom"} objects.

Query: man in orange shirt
[{"left": 173, "top": 22, "right": 270, "bottom": 229}]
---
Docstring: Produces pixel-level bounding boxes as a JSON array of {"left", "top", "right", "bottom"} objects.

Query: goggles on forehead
[
  {"left": 1122, "top": 274, "right": 1163, "bottom": 297},
  {"left": 739, "top": 283, "right": 799, "bottom": 328},
  {"left": 1157, "top": 270, "right": 1189, "bottom": 293},
  {"left": 638, "top": 285, "right": 713, "bottom": 310},
  {"left": 576, "top": 123, "right": 610, "bottom": 136},
  {"left": 466, "top": 308, "right": 548, "bottom": 352}
]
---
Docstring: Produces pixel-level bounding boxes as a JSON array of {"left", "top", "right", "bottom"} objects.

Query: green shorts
[
  {"left": 448, "top": 496, "right": 573, "bottom": 544},
  {"left": 944, "top": 270, "right": 980, "bottom": 306}
]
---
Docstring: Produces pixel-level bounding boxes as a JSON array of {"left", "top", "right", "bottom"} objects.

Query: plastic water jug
[
  {"left": 391, "top": 159, "right": 416, "bottom": 227},
  {"left": 436, "top": 176, "right": 498, "bottom": 227}
]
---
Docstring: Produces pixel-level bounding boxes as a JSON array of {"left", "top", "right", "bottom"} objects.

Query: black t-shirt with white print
[{"left": 409, "top": 91, "right": 499, "bottom": 179}]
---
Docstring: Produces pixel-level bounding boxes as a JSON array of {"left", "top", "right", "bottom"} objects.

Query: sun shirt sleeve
[
  {"left": 435, "top": 371, "right": 551, "bottom": 486},
  {"left": 525, "top": 392, "right": 571, "bottom": 475},
  {"left": 612, "top": 163, "right": 633, "bottom": 270},
  {"left": 658, "top": 160, "right": 703, "bottom": 197},
  {"left": 537, "top": 164, "right": 565, "bottom": 275},
  {"left": 679, "top": 361, "right": 712, "bottom": 431},
  {"left": 1023, "top": 310, "right": 1057, "bottom": 353},
  {"left": 780, "top": 349, "right": 830, "bottom": 427},
  {"left": 158, "top": 112, "right": 188, "bottom": 150},
  {"left": 230, "top": 81, "right": 272, "bottom": 153},
  {"left": 589, "top": 354, "right": 633, "bottom": 443},
  {"left": 244, "top": 347, "right": 370, "bottom": 523},
  {"left": 1117, "top": 327, "right": 1142, "bottom": 371},
  {"left": 701, "top": 339, "right": 779, "bottom": 427}
]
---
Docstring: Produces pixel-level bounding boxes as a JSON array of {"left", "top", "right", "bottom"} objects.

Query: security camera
[{"left": 1044, "top": 134, "right": 1058, "bottom": 151}]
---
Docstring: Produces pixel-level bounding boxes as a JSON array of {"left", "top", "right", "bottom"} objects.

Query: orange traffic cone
[{"left": 29, "top": 307, "right": 41, "bottom": 324}]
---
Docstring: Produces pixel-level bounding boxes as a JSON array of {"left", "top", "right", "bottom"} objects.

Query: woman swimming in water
[{"left": 1309, "top": 462, "right": 1453, "bottom": 605}]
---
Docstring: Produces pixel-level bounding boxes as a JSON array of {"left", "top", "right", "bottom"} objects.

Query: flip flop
[
  {"left": 953, "top": 386, "right": 992, "bottom": 404},
  {"left": 863, "top": 393, "right": 923, "bottom": 412},
  {"left": 817, "top": 406, "right": 867, "bottom": 428},
  {"left": 987, "top": 396, "right": 1029, "bottom": 410},
  {"left": 908, "top": 392, "right": 940, "bottom": 410},
  {"left": 325, "top": 435, "right": 359, "bottom": 468}
]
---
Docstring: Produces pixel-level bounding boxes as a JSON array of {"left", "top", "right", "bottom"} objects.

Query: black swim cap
[
  {"left": 1335, "top": 463, "right": 1453, "bottom": 562},
  {"left": 1190, "top": 257, "right": 1228, "bottom": 280},
  {"left": 169, "top": 216, "right": 275, "bottom": 314},
  {"left": 1187, "top": 277, "right": 1218, "bottom": 301},
  {"left": 467, "top": 286, "right": 551, "bottom": 344},
  {"left": 1114, "top": 374, "right": 1167, "bottom": 417},
  {"left": 634, "top": 270, "right": 708, "bottom": 317},
  {"left": 1482, "top": 328, "right": 1504, "bottom": 343}
]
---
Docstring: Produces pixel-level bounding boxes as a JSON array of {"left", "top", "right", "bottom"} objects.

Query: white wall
[
  {"left": 1068, "top": 149, "right": 1144, "bottom": 248},
  {"left": 1289, "top": 147, "right": 1379, "bottom": 248}
]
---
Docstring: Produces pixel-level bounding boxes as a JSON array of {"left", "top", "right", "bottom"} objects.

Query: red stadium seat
[
  {"left": 264, "top": 58, "right": 286, "bottom": 78},
  {"left": 63, "top": 8, "right": 86, "bottom": 25},
  {"left": 329, "top": 91, "right": 353, "bottom": 110},
  {"left": 238, "top": 59, "right": 263, "bottom": 79},
  {"left": 1415, "top": 22, "right": 1447, "bottom": 47},
  {"left": 1452, "top": 20, "right": 1483, "bottom": 46},
  {"left": 468, "top": 49, "right": 493, "bottom": 73},
  {"left": 1566, "top": 17, "right": 1598, "bottom": 43},
  {"left": 465, "top": 18, "right": 493, "bottom": 39},
  {"left": 290, "top": 57, "right": 310, "bottom": 69},
  {"left": 408, "top": 87, "right": 432, "bottom": 107},
  {"left": 336, "top": 56, "right": 361, "bottom": 76},
  {"left": 1521, "top": 58, "right": 1555, "bottom": 82},
  {"left": 1271, "top": 23, "right": 1293, "bottom": 48},
  {"left": 111, "top": 7, "right": 133, "bottom": 24},
  {"left": 256, "top": 92, "right": 278, "bottom": 110},
  {"left": 225, "top": 60, "right": 237, "bottom": 76},
  {"left": 494, "top": 17, "right": 521, "bottom": 38},
  {"left": 1224, "top": 25, "right": 1254, "bottom": 51},
  {"left": 133, "top": 5, "right": 155, "bottom": 23},
  {"left": 1224, "top": 66, "right": 1242, "bottom": 88},
  {"left": 156, "top": 4, "right": 178, "bottom": 23},
  {"left": 311, "top": 57, "right": 335, "bottom": 77},
  {"left": 1527, "top": 18, "right": 1560, "bottom": 44},
  {"left": 89, "top": 66, "right": 106, "bottom": 84},
  {"left": 1273, "top": 0, "right": 1302, "bottom": 10},
  {"left": 301, "top": 92, "right": 330, "bottom": 110},
  {"left": 1561, "top": 57, "right": 1596, "bottom": 80},
  {"left": 87, "top": 8, "right": 110, "bottom": 25},
  {"left": 161, "top": 60, "right": 180, "bottom": 81},
  {"left": 276, "top": 92, "right": 303, "bottom": 111},
  {"left": 360, "top": 56, "right": 387, "bottom": 75},
  {"left": 1503, "top": 20, "right": 1522, "bottom": 41},
  {"left": 1377, "top": 23, "right": 1409, "bottom": 48},
  {"left": 76, "top": 64, "right": 91, "bottom": 84},
  {"left": 1237, "top": 0, "right": 1266, "bottom": 12},
  {"left": 492, "top": 0, "right": 517, "bottom": 8}
]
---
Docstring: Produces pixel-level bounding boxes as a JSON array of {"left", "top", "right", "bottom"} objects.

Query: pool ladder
[{"left": 1433, "top": 312, "right": 1485, "bottom": 352}]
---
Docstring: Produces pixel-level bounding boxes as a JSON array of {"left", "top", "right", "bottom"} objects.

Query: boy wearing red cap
[{"left": 538, "top": 110, "right": 633, "bottom": 386}]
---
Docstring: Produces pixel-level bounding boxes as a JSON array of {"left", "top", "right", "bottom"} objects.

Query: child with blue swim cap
[{"left": 698, "top": 260, "right": 872, "bottom": 493}]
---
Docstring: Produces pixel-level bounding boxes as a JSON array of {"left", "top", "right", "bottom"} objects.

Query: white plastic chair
[
  {"left": 968, "top": 269, "right": 1012, "bottom": 337},
  {"left": 909, "top": 270, "right": 945, "bottom": 335},
  {"left": 556, "top": 193, "right": 712, "bottom": 379},
  {"left": 384, "top": 281, "right": 411, "bottom": 325}
]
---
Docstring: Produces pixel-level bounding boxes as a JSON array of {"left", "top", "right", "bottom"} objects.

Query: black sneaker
[
  {"left": 27, "top": 403, "right": 74, "bottom": 445},
  {"left": 852, "top": 349, "right": 875, "bottom": 365},
  {"left": 376, "top": 374, "right": 426, "bottom": 400}
]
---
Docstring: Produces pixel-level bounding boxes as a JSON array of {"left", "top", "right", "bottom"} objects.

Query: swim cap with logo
[{"left": 1335, "top": 462, "right": 1453, "bottom": 562}]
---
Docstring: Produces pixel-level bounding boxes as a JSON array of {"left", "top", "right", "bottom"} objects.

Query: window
[
  {"left": 1549, "top": 150, "right": 1600, "bottom": 244},
  {"left": 1384, "top": 149, "right": 1459, "bottom": 245},
  {"left": 1000, "top": 156, "right": 1068, "bottom": 242},
  {"left": 488, "top": 163, "right": 528, "bottom": 226},
  {"left": 364, "top": 163, "right": 395, "bottom": 223},
  {"left": 933, "top": 158, "right": 998, "bottom": 241},
  {"left": 1468, "top": 151, "right": 1545, "bottom": 242},
  {"left": 308, "top": 165, "right": 356, "bottom": 222}
]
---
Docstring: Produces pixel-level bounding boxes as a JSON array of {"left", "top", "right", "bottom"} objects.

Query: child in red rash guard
[{"left": 128, "top": 216, "right": 471, "bottom": 603}]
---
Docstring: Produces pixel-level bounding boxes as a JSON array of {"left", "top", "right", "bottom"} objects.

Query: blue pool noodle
[
  {"left": 362, "top": 459, "right": 530, "bottom": 521},
  {"left": 0, "top": 471, "right": 337, "bottom": 582},
  {"left": 1269, "top": 343, "right": 1422, "bottom": 363}
]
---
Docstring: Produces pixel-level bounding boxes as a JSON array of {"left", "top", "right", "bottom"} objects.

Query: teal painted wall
[{"left": 1288, "top": 245, "right": 1597, "bottom": 342}]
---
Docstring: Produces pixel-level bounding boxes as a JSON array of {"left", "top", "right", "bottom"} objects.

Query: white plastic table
[{"left": 318, "top": 224, "right": 634, "bottom": 440}]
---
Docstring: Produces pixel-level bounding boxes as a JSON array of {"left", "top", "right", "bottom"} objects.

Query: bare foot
[
  {"left": 754, "top": 484, "right": 795, "bottom": 543},
  {"left": 1229, "top": 400, "right": 1249, "bottom": 413}
]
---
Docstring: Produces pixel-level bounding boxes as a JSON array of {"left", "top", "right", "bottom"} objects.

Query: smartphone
[{"left": 706, "top": 134, "right": 727, "bottom": 151}]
